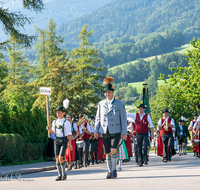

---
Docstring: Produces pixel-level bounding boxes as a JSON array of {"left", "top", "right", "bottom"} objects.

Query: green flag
[{"left": 143, "top": 86, "right": 151, "bottom": 114}]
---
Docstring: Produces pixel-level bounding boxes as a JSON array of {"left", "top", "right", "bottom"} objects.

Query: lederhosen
[
  {"left": 54, "top": 119, "right": 68, "bottom": 157},
  {"left": 102, "top": 128, "right": 121, "bottom": 154},
  {"left": 177, "top": 125, "right": 186, "bottom": 145}
]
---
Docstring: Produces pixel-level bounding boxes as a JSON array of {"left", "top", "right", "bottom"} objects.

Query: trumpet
[
  {"left": 78, "top": 114, "right": 88, "bottom": 126},
  {"left": 163, "top": 118, "right": 169, "bottom": 131}
]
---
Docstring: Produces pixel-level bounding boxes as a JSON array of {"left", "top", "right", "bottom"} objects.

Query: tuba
[{"left": 163, "top": 118, "right": 169, "bottom": 131}]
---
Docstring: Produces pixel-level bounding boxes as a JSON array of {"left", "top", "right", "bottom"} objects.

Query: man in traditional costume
[
  {"left": 78, "top": 114, "right": 92, "bottom": 167},
  {"left": 127, "top": 104, "right": 154, "bottom": 166},
  {"left": 46, "top": 106, "right": 72, "bottom": 181},
  {"left": 94, "top": 77, "right": 127, "bottom": 179},
  {"left": 157, "top": 109, "right": 175, "bottom": 163}
]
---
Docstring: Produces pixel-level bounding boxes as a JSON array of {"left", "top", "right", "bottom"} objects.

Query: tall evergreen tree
[
  {"left": 35, "top": 18, "right": 65, "bottom": 77},
  {"left": 69, "top": 24, "right": 105, "bottom": 115},
  {"left": 0, "top": 0, "right": 44, "bottom": 48},
  {"left": 7, "top": 36, "right": 32, "bottom": 85},
  {"left": 0, "top": 52, "right": 8, "bottom": 93}
]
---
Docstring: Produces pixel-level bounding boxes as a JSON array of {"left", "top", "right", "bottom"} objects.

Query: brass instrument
[
  {"left": 163, "top": 118, "right": 169, "bottom": 131},
  {"left": 77, "top": 114, "right": 88, "bottom": 126},
  {"left": 88, "top": 118, "right": 95, "bottom": 139}
]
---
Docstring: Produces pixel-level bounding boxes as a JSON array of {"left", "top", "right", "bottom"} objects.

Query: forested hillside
[
  {"left": 58, "top": 0, "right": 200, "bottom": 48},
  {"left": 0, "top": 0, "right": 114, "bottom": 40}
]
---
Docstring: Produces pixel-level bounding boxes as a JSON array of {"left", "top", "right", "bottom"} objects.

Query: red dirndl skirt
[
  {"left": 65, "top": 139, "right": 76, "bottom": 161},
  {"left": 157, "top": 130, "right": 163, "bottom": 156},
  {"left": 125, "top": 136, "right": 132, "bottom": 157}
]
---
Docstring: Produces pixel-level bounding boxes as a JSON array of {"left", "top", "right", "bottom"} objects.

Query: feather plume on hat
[
  {"left": 63, "top": 98, "right": 70, "bottom": 110},
  {"left": 103, "top": 77, "right": 115, "bottom": 85},
  {"left": 181, "top": 116, "right": 186, "bottom": 121}
]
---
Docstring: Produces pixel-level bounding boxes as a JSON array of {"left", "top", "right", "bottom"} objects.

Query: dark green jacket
[{"left": 175, "top": 125, "right": 190, "bottom": 139}]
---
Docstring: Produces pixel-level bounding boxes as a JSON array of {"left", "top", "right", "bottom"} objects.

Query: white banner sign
[{"left": 40, "top": 87, "right": 51, "bottom": 95}]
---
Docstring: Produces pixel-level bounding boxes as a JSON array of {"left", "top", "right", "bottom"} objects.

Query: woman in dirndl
[{"left": 118, "top": 138, "right": 129, "bottom": 171}]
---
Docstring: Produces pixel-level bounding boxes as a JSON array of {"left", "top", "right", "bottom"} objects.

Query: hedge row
[{"left": 0, "top": 133, "right": 47, "bottom": 164}]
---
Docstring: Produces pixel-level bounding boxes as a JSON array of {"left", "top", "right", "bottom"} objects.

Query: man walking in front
[{"left": 94, "top": 77, "right": 127, "bottom": 179}]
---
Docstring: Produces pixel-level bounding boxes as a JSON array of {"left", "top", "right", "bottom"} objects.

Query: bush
[{"left": 0, "top": 133, "right": 47, "bottom": 165}]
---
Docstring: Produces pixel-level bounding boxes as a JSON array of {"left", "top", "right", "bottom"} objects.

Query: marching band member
[
  {"left": 74, "top": 118, "right": 84, "bottom": 168},
  {"left": 94, "top": 77, "right": 127, "bottom": 179},
  {"left": 65, "top": 113, "right": 80, "bottom": 170},
  {"left": 194, "top": 115, "right": 200, "bottom": 158},
  {"left": 127, "top": 104, "right": 154, "bottom": 166},
  {"left": 157, "top": 109, "right": 175, "bottom": 163},
  {"left": 46, "top": 106, "right": 72, "bottom": 181},
  {"left": 188, "top": 113, "right": 199, "bottom": 157},
  {"left": 89, "top": 116, "right": 99, "bottom": 165},
  {"left": 78, "top": 114, "right": 92, "bottom": 167}
]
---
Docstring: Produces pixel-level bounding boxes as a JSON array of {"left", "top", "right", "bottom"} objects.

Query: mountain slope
[
  {"left": 0, "top": 0, "right": 114, "bottom": 39},
  {"left": 58, "top": 0, "right": 200, "bottom": 47}
]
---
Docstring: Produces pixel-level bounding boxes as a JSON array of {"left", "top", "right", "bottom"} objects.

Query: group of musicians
[{"left": 46, "top": 76, "right": 200, "bottom": 181}]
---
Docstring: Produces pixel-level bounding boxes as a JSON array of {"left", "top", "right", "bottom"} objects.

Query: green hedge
[{"left": 0, "top": 133, "right": 47, "bottom": 165}]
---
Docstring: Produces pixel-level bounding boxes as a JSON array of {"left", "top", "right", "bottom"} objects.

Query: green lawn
[
  {"left": 108, "top": 43, "right": 193, "bottom": 72},
  {"left": 129, "top": 80, "right": 166, "bottom": 94}
]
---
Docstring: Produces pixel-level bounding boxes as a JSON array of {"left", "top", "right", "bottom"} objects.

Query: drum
[{"left": 76, "top": 140, "right": 85, "bottom": 148}]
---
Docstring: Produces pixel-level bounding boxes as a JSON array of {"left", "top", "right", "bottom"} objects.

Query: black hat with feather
[{"left": 103, "top": 77, "right": 115, "bottom": 92}]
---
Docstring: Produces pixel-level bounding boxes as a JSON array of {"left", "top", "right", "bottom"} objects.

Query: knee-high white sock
[
  {"left": 106, "top": 155, "right": 112, "bottom": 173},
  {"left": 111, "top": 153, "right": 118, "bottom": 171},
  {"left": 56, "top": 163, "right": 62, "bottom": 177},
  {"left": 119, "top": 160, "right": 122, "bottom": 169},
  {"left": 60, "top": 162, "right": 66, "bottom": 176},
  {"left": 184, "top": 146, "right": 187, "bottom": 153}
]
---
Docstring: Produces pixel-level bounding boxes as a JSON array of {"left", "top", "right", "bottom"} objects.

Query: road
[{"left": 2, "top": 153, "right": 200, "bottom": 190}]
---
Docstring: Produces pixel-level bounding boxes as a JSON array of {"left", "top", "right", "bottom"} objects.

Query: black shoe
[
  {"left": 91, "top": 162, "right": 94, "bottom": 165},
  {"left": 112, "top": 170, "right": 117, "bottom": 178},
  {"left": 84, "top": 164, "right": 87, "bottom": 167},
  {"left": 67, "top": 166, "right": 72, "bottom": 171},
  {"left": 163, "top": 159, "right": 167, "bottom": 163},
  {"left": 168, "top": 158, "right": 171, "bottom": 162},
  {"left": 96, "top": 161, "right": 99, "bottom": 164},
  {"left": 74, "top": 165, "right": 78, "bottom": 169},
  {"left": 106, "top": 172, "right": 113, "bottom": 179},
  {"left": 144, "top": 162, "right": 148, "bottom": 165},
  {"left": 55, "top": 176, "right": 62, "bottom": 181},
  {"left": 139, "top": 164, "right": 143, "bottom": 167},
  {"left": 61, "top": 174, "right": 67, "bottom": 180}
]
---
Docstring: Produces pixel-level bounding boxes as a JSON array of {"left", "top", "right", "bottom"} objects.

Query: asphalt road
[{"left": 2, "top": 153, "right": 200, "bottom": 190}]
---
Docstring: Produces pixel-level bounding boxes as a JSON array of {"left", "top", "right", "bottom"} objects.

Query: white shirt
[
  {"left": 179, "top": 125, "right": 183, "bottom": 135},
  {"left": 127, "top": 112, "right": 153, "bottom": 128},
  {"left": 107, "top": 98, "right": 114, "bottom": 110},
  {"left": 90, "top": 125, "right": 95, "bottom": 133},
  {"left": 158, "top": 117, "right": 175, "bottom": 131},
  {"left": 52, "top": 118, "right": 72, "bottom": 137},
  {"left": 71, "top": 122, "right": 78, "bottom": 133},
  {"left": 79, "top": 122, "right": 92, "bottom": 134},
  {"left": 127, "top": 123, "right": 133, "bottom": 131},
  {"left": 189, "top": 120, "right": 196, "bottom": 127}
]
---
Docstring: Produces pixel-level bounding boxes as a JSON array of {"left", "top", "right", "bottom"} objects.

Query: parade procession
[
  {"left": 2, "top": 1, "right": 200, "bottom": 189},
  {"left": 45, "top": 77, "right": 200, "bottom": 181}
]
